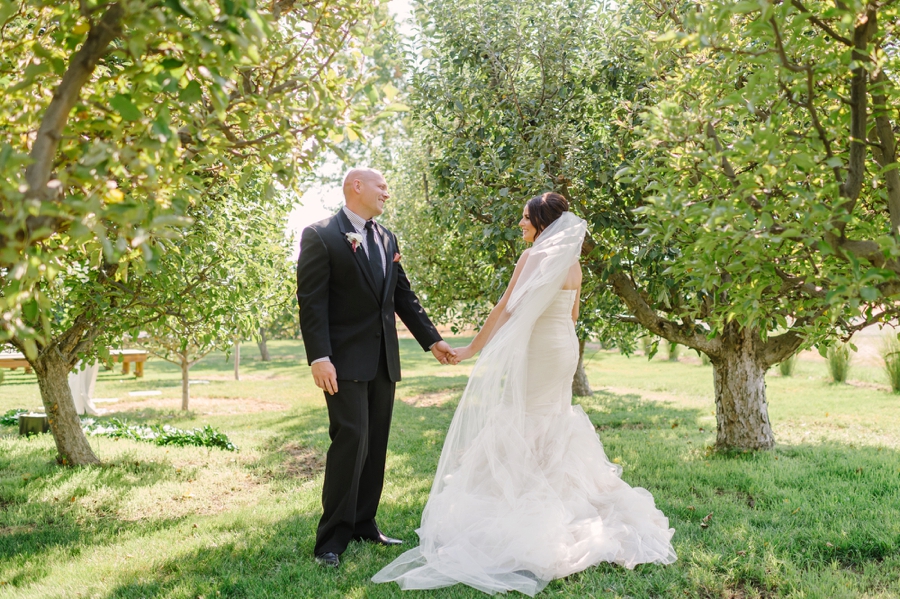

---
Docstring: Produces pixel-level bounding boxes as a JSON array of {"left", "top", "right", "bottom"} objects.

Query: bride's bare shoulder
[{"left": 562, "top": 261, "right": 582, "bottom": 290}]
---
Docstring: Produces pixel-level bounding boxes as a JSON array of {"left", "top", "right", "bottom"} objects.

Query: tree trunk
[
  {"left": 32, "top": 350, "right": 100, "bottom": 466},
  {"left": 234, "top": 339, "right": 241, "bottom": 381},
  {"left": 667, "top": 340, "right": 680, "bottom": 361},
  {"left": 711, "top": 342, "right": 774, "bottom": 451},
  {"left": 572, "top": 338, "right": 592, "bottom": 397},
  {"left": 257, "top": 327, "right": 270, "bottom": 361},
  {"left": 181, "top": 352, "right": 190, "bottom": 410}
]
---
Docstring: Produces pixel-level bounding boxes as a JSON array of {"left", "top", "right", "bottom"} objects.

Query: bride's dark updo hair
[{"left": 526, "top": 192, "right": 569, "bottom": 238}]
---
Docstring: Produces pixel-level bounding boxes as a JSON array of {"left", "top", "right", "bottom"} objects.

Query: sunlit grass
[{"left": 0, "top": 339, "right": 898, "bottom": 598}]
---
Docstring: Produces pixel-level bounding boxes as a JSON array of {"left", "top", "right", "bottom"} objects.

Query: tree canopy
[
  {"left": 384, "top": 0, "right": 900, "bottom": 450},
  {"left": 0, "top": 0, "right": 400, "bottom": 465}
]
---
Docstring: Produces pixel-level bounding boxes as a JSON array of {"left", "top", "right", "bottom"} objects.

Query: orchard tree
[
  {"left": 135, "top": 175, "right": 293, "bottom": 410},
  {"left": 380, "top": 0, "right": 641, "bottom": 393},
  {"left": 0, "top": 0, "right": 400, "bottom": 464},
  {"left": 392, "top": 0, "right": 900, "bottom": 451},
  {"left": 606, "top": 0, "right": 900, "bottom": 449}
]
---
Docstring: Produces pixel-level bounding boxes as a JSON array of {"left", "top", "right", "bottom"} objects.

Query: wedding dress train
[{"left": 373, "top": 214, "right": 676, "bottom": 595}]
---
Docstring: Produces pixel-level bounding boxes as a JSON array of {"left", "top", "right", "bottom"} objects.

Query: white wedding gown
[{"left": 373, "top": 214, "right": 676, "bottom": 596}]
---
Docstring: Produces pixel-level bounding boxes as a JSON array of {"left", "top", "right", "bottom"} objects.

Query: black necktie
[{"left": 365, "top": 220, "right": 384, "bottom": 294}]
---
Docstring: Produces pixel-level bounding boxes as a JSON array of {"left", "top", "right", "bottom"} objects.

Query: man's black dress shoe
[
  {"left": 354, "top": 532, "right": 403, "bottom": 547},
  {"left": 315, "top": 552, "right": 340, "bottom": 568}
]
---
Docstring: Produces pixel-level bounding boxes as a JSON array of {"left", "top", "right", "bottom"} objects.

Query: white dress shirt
[{"left": 342, "top": 206, "right": 386, "bottom": 276}]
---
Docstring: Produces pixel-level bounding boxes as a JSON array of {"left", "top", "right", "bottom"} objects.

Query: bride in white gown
[{"left": 372, "top": 193, "right": 676, "bottom": 596}]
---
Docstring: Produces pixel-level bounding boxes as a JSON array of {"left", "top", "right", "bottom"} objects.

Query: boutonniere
[
  {"left": 345, "top": 232, "right": 364, "bottom": 252},
  {"left": 393, "top": 253, "right": 401, "bottom": 263}
]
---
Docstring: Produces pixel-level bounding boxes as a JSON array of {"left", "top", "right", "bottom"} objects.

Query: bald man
[{"left": 297, "top": 168, "right": 456, "bottom": 567}]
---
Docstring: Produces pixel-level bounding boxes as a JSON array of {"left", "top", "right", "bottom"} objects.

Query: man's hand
[
  {"left": 430, "top": 340, "right": 457, "bottom": 365},
  {"left": 311, "top": 361, "right": 338, "bottom": 395}
]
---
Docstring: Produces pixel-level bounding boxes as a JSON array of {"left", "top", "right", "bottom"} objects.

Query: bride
[{"left": 372, "top": 193, "right": 676, "bottom": 596}]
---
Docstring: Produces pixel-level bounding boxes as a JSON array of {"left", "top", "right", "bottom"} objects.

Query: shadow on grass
[
  {"left": 584, "top": 388, "right": 706, "bottom": 431},
  {"left": 99, "top": 511, "right": 372, "bottom": 599},
  {"left": 0, "top": 371, "right": 39, "bottom": 387},
  {"left": 97, "top": 408, "right": 201, "bottom": 423},
  {"left": 0, "top": 446, "right": 185, "bottom": 584},
  {"left": 6, "top": 352, "right": 899, "bottom": 597}
]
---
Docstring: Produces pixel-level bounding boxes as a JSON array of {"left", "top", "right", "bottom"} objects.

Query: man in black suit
[{"left": 297, "top": 168, "right": 456, "bottom": 568}]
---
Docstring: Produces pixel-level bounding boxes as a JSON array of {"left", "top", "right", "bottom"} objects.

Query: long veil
[
  {"left": 429, "top": 211, "right": 588, "bottom": 496},
  {"left": 373, "top": 212, "right": 599, "bottom": 594}
]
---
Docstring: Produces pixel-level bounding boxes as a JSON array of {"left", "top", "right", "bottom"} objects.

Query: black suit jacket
[{"left": 296, "top": 210, "right": 442, "bottom": 382}]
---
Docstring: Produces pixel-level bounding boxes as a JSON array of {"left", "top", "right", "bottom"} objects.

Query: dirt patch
[
  {"left": 282, "top": 442, "right": 325, "bottom": 479},
  {"left": 193, "top": 373, "right": 287, "bottom": 382},
  {"left": 401, "top": 390, "right": 459, "bottom": 408},
  {"left": 102, "top": 396, "right": 287, "bottom": 415},
  {"left": 0, "top": 525, "right": 36, "bottom": 536},
  {"left": 845, "top": 379, "right": 892, "bottom": 392}
]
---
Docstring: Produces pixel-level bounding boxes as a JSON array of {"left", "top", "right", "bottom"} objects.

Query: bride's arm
[
  {"left": 452, "top": 249, "right": 531, "bottom": 362},
  {"left": 570, "top": 263, "right": 583, "bottom": 324}
]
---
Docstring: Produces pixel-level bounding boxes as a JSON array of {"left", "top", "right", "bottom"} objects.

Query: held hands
[
  {"left": 430, "top": 340, "right": 458, "bottom": 365},
  {"left": 311, "top": 361, "right": 338, "bottom": 395},
  {"left": 448, "top": 345, "right": 475, "bottom": 365}
]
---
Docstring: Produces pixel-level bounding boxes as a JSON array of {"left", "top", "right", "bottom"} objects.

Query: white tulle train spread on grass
[{"left": 372, "top": 213, "right": 676, "bottom": 596}]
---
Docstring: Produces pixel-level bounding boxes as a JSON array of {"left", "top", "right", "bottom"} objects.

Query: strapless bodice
[{"left": 542, "top": 289, "right": 577, "bottom": 319}]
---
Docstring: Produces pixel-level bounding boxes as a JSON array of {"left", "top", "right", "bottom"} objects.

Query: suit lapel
[{"left": 336, "top": 210, "right": 379, "bottom": 300}]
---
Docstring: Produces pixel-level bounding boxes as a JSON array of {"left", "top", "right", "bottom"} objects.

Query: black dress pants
[{"left": 314, "top": 342, "right": 395, "bottom": 556}]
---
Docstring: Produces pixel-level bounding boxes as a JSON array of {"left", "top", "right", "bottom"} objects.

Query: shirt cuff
[
  {"left": 428, "top": 342, "right": 439, "bottom": 350},
  {"left": 311, "top": 357, "right": 331, "bottom": 365}
]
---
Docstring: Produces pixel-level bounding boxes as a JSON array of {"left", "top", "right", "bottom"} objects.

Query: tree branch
[
  {"left": 606, "top": 270, "right": 721, "bottom": 355},
  {"left": 870, "top": 69, "right": 900, "bottom": 235},
  {"left": 832, "top": 3, "right": 877, "bottom": 233},
  {"left": 790, "top": 0, "right": 853, "bottom": 45},
  {"left": 705, "top": 122, "right": 763, "bottom": 211},
  {"left": 24, "top": 3, "right": 124, "bottom": 203}
]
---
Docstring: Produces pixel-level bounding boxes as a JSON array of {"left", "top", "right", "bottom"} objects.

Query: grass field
[{"left": 1, "top": 338, "right": 898, "bottom": 598}]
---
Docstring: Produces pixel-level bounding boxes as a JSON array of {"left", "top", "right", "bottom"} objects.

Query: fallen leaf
[
  {"left": 737, "top": 550, "right": 746, "bottom": 556},
  {"left": 826, "top": 542, "right": 834, "bottom": 547}
]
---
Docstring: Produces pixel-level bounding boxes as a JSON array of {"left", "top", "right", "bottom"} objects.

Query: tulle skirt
[{"left": 373, "top": 291, "right": 676, "bottom": 596}]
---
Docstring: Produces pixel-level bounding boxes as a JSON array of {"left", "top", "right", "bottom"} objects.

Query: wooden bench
[
  {"left": 0, "top": 349, "right": 149, "bottom": 377},
  {"left": 0, "top": 352, "right": 32, "bottom": 374},
  {"left": 108, "top": 349, "right": 149, "bottom": 377}
]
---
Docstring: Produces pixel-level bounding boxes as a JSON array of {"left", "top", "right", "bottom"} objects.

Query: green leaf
[
  {"left": 0, "top": 2, "right": 18, "bottom": 24},
  {"left": 110, "top": 94, "right": 142, "bottom": 121},
  {"left": 22, "top": 299, "right": 39, "bottom": 322},
  {"left": 382, "top": 82, "right": 399, "bottom": 100},
  {"left": 859, "top": 286, "right": 879, "bottom": 301},
  {"left": 164, "top": 0, "right": 195, "bottom": 18},
  {"left": 179, "top": 80, "right": 203, "bottom": 104}
]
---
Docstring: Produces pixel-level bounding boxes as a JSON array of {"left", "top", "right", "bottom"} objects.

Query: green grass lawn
[{"left": 1, "top": 339, "right": 899, "bottom": 598}]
